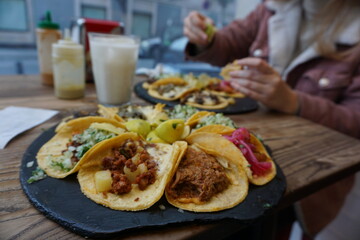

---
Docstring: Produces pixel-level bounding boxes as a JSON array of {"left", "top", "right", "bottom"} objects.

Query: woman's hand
[
  {"left": 229, "top": 58, "right": 299, "bottom": 114},
  {"left": 183, "top": 11, "right": 213, "bottom": 47}
]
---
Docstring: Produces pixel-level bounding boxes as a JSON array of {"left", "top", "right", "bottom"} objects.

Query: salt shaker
[{"left": 52, "top": 29, "right": 85, "bottom": 99}]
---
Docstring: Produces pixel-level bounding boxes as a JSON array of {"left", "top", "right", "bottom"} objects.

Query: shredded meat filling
[
  {"left": 168, "top": 147, "right": 230, "bottom": 202},
  {"left": 101, "top": 140, "right": 158, "bottom": 194}
]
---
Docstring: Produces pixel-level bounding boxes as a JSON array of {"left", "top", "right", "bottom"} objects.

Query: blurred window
[
  {"left": 81, "top": 4, "right": 107, "bottom": 19},
  {"left": 132, "top": 12, "right": 152, "bottom": 40},
  {"left": 0, "top": 0, "right": 28, "bottom": 31}
]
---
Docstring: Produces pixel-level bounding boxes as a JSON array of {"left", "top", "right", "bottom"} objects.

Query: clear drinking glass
[{"left": 88, "top": 33, "right": 140, "bottom": 105}]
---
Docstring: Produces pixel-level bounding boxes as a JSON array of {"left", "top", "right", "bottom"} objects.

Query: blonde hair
[{"left": 315, "top": 0, "right": 360, "bottom": 59}]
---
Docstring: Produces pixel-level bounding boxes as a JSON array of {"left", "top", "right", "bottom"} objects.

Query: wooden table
[{"left": 1, "top": 75, "right": 360, "bottom": 239}]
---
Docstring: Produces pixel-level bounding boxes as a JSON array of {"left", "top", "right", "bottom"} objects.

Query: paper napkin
[{"left": 0, "top": 106, "right": 59, "bottom": 149}]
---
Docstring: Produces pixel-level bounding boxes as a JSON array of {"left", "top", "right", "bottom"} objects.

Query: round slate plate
[
  {"left": 20, "top": 125, "right": 286, "bottom": 239},
  {"left": 134, "top": 82, "right": 258, "bottom": 114}
]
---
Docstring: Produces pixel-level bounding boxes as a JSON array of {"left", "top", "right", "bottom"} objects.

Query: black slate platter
[
  {"left": 134, "top": 82, "right": 258, "bottom": 114},
  {"left": 20, "top": 125, "right": 286, "bottom": 239}
]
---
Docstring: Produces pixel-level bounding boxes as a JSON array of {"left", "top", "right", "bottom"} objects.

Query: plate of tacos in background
[{"left": 135, "top": 64, "right": 257, "bottom": 113}]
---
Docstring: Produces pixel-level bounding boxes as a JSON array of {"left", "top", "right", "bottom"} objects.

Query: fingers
[
  {"left": 229, "top": 70, "right": 268, "bottom": 84},
  {"left": 230, "top": 81, "right": 264, "bottom": 100},
  {"left": 183, "top": 11, "right": 211, "bottom": 46},
  {"left": 235, "top": 58, "right": 275, "bottom": 74},
  {"left": 230, "top": 78, "right": 269, "bottom": 96}
]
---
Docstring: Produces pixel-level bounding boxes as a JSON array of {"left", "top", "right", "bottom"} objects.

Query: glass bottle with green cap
[
  {"left": 36, "top": 11, "right": 61, "bottom": 86},
  {"left": 52, "top": 29, "right": 85, "bottom": 99}
]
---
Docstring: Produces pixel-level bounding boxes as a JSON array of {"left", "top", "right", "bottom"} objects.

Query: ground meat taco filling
[
  {"left": 101, "top": 139, "right": 158, "bottom": 194},
  {"left": 167, "top": 147, "right": 230, "bottom": 203}
]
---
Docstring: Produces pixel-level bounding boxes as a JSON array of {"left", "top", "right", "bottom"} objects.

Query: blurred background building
[{"left": 0, "top": 0, "right": 261, "bottom": 75}]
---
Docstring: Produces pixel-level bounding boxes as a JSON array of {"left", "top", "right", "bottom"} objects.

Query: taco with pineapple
[{"left": 77, "top": 132, "right": 187, "bottom": 211}]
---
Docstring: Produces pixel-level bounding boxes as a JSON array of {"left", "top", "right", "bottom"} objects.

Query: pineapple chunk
[
  {"left": 95, "top": 170, "right": 112, "bottom": 192},
  {"left": 124, "top": 163, "right": 148, "bottom": 183}
]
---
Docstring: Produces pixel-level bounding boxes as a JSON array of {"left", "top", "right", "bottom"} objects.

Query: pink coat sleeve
[
  {"left": 185, "top": 4, "right": 267, "bottom": 67},
  {"left": 297, "top": 66, "right": 360, "bottom": 138}
]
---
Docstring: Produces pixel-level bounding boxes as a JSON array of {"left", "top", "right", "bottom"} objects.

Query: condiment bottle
[
  {"left": 36, "top": 11, "right": 61, "bottom": 86},
  {"left": 52, "top": 29, "right": 85, "bottom": 99}
]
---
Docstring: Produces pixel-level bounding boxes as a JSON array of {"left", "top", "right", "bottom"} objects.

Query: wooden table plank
[{"left": 1, "top": 75, "right": 360, "bottom": 240}]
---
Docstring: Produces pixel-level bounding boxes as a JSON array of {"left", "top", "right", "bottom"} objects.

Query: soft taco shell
[
  {"left": 192, "top": 124, "right": 235, "bottom": 136},
  {"left": 245, "top": 134, "right": 276, "bottom": 185},
  {"left": 37, "top": 116, "right": 126, "bottom": 178},
  {"left": 185, "top": 111, "right": 215, "bottom": 127},
  {"left": 187, "top": 132, "right": 276, "bottom": 185},
  {"left": 166, "top": 133, "right": 248, "bottom": 212},
  {"left": 209, "top": 89, "right": 245, "bottom": 98},
  {"left": 148, "top": 85, "right": 196, "bottom": 101},
  {"left": 220, "top": 61, "right": 243, "bottom": 80},
  {"left": 150, "top": 76, "right": 186, "bottom": 86},
  {"left": 182, "top": 91, "right": 233, "bottom": 110},
  {"left": 77, "top": 133, "right": 187, "bottom": 211},
  {"left": 185, "top": 99, "right": 229, "bottom": 110}
]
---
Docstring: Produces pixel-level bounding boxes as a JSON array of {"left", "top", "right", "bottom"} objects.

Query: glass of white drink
[{"left": 89, "top": 33, "right": 140, "bottom": 105}]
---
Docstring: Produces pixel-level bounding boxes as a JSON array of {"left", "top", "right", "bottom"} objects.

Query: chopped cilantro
[
  {"left": 51, "top": 161, "right": 72, "bottom": 172},
  {"left": 27, "top": 167, "right": 47, "bottom": 183},
  {"left": 263, "top": 203, "right": 272, "bottom": 209},
  {"left": 195, "top": 113, "right": 237, "bottom": 129},
  {"left": 120, "top": 149, "right": 131, "bottom": 159},
  {"left": 166, "top": 104, "right": 198, "bottom": 120}
]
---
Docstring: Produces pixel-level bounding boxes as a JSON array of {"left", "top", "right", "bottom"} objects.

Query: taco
[
  {"left": 166, "top": 133, "right": 248, "bottom": 212},
  {"left": 147, "top": 77, "right": 196, "bottom": 101},
  {"left": 207, "top": 80, "right": 245, "bottom": 98},
  {"left": 185, "top": 111, "right": 215, "bottom": 127},
  {"left": 188, "top": 128, "right": 276, "bottom": 185},
  {"left": 224, "top": 128, "right": 276, "bottom": 185},
  {"left": 220, "top": 60, "right": 243, "bottom": 80},
  {"left": 192, "top": 124, "right": 235, "bottom": 136},
  {"left": 98, "top": 103, "right": 169, "bottom": 126},
  {"left": 77, "top": 133, "right": 187, "bottom": 211},
  {"left": 180, "top": 90, "right": 234, "bottom": 110},
  {"left": 37, "top": 116, "right": 126, "bottom": 178}
]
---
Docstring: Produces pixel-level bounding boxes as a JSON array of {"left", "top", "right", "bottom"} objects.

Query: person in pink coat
[
  {"left": 184, "top": 0, "right": 360, "bottom": 139},
  {"left": 184, "top": 0, "right": 360, "bottom": 239}
]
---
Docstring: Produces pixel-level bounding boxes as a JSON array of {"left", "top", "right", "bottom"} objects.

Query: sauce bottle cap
[{"left": 38, "top": 11, "right": 59, "bottom": 29}]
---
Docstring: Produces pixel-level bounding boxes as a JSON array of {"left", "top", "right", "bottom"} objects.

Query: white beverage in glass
[{"left": 89, "top": 33, "right": 140, "bottom": 105}]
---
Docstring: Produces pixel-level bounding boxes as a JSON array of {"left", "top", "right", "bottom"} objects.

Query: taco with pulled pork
[{"left": 166, "top": 133, "right": 248, "bottom": 212}]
